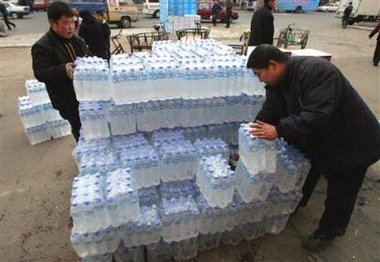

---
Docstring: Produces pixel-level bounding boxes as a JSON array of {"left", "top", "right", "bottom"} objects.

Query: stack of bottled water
[
  {"left": 274, "top": 139, "right": 311, "bottom": 193},
  {"left": 120, "top": 204, "right": 163, "bottom": 247},
  {"left": 119, "top": 145, "right": 160, "bottom": 189},
  {"left": 238, "top": 123, "right": 277, "bottom": 175},
  {"left": 79, "top": 101, "right": 110, "bottom": 140},
  {"left": 160, "top": 196, "right": 200, "bottom": 242},
  {"left": 74, "top": 57, "right": 110, "bottom": 101},
  {"left": 159, "top": 0, "right": 198, "bottom": 33},
  {"left": 18, "top": 80, "right": 71, "bottom": 145},
  {"left": 68, "top": 40, "right": 315, "bottom": 261},
  {"left": 194, "top": 138, "right": 230, "bottom": 159},
  {"left": 236, "top": 123, "right": 310, "bottom": 203},
  {"left": 158, "top": 140, "right": 198, "bottom": 182},
  {"left": 196, "top": 154, "right": 236, "bottom": 208},
  {"left": 25, "top": 79, "right": 50, "bottom": 105}
]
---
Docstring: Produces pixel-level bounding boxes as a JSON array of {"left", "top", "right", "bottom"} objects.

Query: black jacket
[
  {"left": 248, "top": 4, "right": 274, "bottom": 46},
  {"left": 79, "top": 11, "right": 109, "bottom": 59},
  {"left": 256, "top": 56, "right": 380, "bottom": 173},
  {"left": 31, "top": 29, "right": 89, "bottom": 112}
]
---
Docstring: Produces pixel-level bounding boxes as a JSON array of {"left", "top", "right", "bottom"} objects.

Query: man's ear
[{"left": 268, "top": 60, "right": 279, "bottom": 70}]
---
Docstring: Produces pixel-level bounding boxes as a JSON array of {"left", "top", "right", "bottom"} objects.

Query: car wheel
[
  {"left": 17, "top": 14, "right": 23, "bottom": 19},
  {"left": 119, "top": 17, "right": 131, "bottom": 28},
  {"left": 295, "top": 5, "right": 302, "bottom": 13},
  {"left": 153, "top": 10, "right": 160, "bottom": 18},
  {"left": 10, "top": 12, "right": 18, "bottom": 19}
]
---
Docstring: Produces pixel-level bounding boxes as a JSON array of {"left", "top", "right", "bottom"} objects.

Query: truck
[
  {"left": 55, "top": 0, "right": 139, "bottom": 28},
  {"left": 335, "top": 0, "right": 380, "bottom": 24},
  {"left": 276, "top": 0, "right": 319, "bottom": 12}
]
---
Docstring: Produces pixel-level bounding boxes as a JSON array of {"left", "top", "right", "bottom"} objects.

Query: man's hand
[
  {"left": 248, "top": 120, "right": 278, "bottom": 140},
  {"left": 65, "top": 62, "right": 76, "bottom": 80}
]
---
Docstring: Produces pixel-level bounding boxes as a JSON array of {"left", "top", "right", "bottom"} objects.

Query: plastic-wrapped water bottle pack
[{"left": 18, "top": 81, "right": 71, "bottom": 145}]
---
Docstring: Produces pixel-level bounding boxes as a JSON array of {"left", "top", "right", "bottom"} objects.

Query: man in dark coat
[
  {"left": 225, "top": 0, "right": 233, "bottom": 28},
  {"left": 0, "top": 2, "right": 16, "bottom": 30},
  {"left": 369, "top": 22, "right": 380, "bottom": 66},
  {"left": 247, "top": 0, "right": 275, "bottom": 46},
  {"left": 342, "top": 2, "right": 353, "bottom": 29},
  {"left": 79, "top": 9, "right": 109, "bottom": 60},
  {"left": 95, "top": 9, "right": 111, "bottom": 59},
  {"left": 31, "top": 1, "right": 90, "bottom": 142},
  {"left": 211, "top": 0, "right": 222, "bottom": 26},
  {"left": 246, "top": 44, "right": 380, "bottom": 251}
]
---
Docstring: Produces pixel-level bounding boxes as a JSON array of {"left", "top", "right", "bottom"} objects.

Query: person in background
[
  {"left": 247, "top": 0, "right": 275, "bottom": 46},
  {"left": 369, "top": 22, "right": 380, "bottom": 66},
  {"left": 78, "top": 9, "right": 109, "bottom": 60},
  {"left": 211, "top": 0, "right": 222, "bottom": 26},
  {"left": 72, "top": 9, "right": 82, "bottom": 35},
  {"left": 225, "top": 0, "right": 233, "bottom": 28},
  {"left": 95, "top": 9, "right": 111, "bottom": 59},
  {"left": 246, "top": 44, "right": 380, "bottom": 252},
  {"left": 0, "top": 2, "right": 16, "bottom": 30},
  {"left": 31, "top": 1, "right": 90, "bottom": 142},
  {"left": 342, "top": 2, "right": 353, "bottom": 29}
]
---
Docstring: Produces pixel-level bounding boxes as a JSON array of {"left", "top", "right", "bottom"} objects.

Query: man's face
[
  {"left": 50, "top": 15, "right": 75, "bottom": 39},
  {"left": 268, "top": 0, "right": 277, "bottom": 10},
  {"left": 252, "top": 61, "right": 283, "bottom": 86}
]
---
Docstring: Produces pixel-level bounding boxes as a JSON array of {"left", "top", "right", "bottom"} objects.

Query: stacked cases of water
[
  {"left": 18, "top": 80, "right": 71, "bottom": 145},
  {"left": 70, "top": 127, "right": 311, "bottom": 261},
  {"left": 69, "top": 40, "right": 312, "bottom": 261},
  {"left": 159, "top": 0, "right": 198, "bottom": 33}
]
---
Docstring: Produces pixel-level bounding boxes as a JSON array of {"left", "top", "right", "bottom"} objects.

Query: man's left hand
[{"left": 248, "top": 120, "right": 278, "bottom": 140}]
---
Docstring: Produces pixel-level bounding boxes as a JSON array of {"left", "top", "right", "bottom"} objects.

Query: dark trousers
[
  {"left": 299, "top": 165, "right": 367, "bottom": 239},
  {"left": 59, "top": 109, "right": 81, "bottom": 142},
  {"left": 373, "top": 39, "right": 380, "bottom": 66},
  {"left": 226, "top": 11, "right": 232, "bottom": 27},
  {"left": 2, "top": 13, "right": 15, "bottom": 30}
]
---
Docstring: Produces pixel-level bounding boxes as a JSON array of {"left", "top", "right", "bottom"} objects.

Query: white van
[{"left": 142, "top": 0, "right": 160, "bottom": 18}]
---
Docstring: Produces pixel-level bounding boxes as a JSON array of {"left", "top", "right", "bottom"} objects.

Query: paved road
[{"left": 3, "top": 9, "right": 357, "bottom": 36}]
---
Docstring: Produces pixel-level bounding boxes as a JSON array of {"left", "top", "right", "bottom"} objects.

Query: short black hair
[
  {"left": 96, "top": 9, "right": 105, "bottom": 15},
  {"left": 47, "top": 1, "right": 73, "bottom": 22},
  {"left": 246, "top": 44, "right": 288, "bottom": 69}
]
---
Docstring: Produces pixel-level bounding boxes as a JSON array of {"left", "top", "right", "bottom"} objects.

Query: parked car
[
  {"left": 246, "top": 0, "right": 256, "bottom": 11},
  {"left": 317, "top": 2, "right": 340, "bottom": 12},
  {"left": 32, "top": 0, "right": 49, "bottom": 11},
  {"left": 0, "top": 1, "right": 30, "bottom": 18},
  {"left": 197, "top": 1, "right": 239, "bottom": 23}
]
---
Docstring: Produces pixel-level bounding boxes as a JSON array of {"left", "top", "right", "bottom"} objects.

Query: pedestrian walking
[
  {"left": 211, "top": 0, "right": 222, "bottom": 26},
  {"left": 225, "top": 0, "right": 233, "bottom": 28},
  {"left": 342, "top": 2, "right": 353, "bottom": 29},
  {"left": 369, "top": 22, "right": 380, "bottom": 66},
  {"left": 246, "top": 44, "right": 380, "bottom": 252},
  {"left": 0, "top": 3, "right": 16, "bottom": 31},
  {"left": 31, "top": 1, "right": 90, "bottom": 142},
  {"left": 247, "top": 0, "right": 275, "bottom": 46}
]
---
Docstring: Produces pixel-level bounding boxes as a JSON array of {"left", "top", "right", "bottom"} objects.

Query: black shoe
[
  {"left": 374, "top": 63, "right": 379, "bottom": 67},
  {"left": 302, "top": 234, "right": 332, "bottom": 252},
  {"left": 225, "top": 26, "right": 230, "bottom": 28}
]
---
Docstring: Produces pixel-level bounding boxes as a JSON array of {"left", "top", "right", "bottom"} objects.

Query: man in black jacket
[
  {"left": 247, "top": 0, "right": 275, "bottom": 46},
  {"left": 31, "top": 2, "right": 89, "bottom": 142},
  {"left": 246, "top": 44, "right": 380, "bottom": 251}
]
